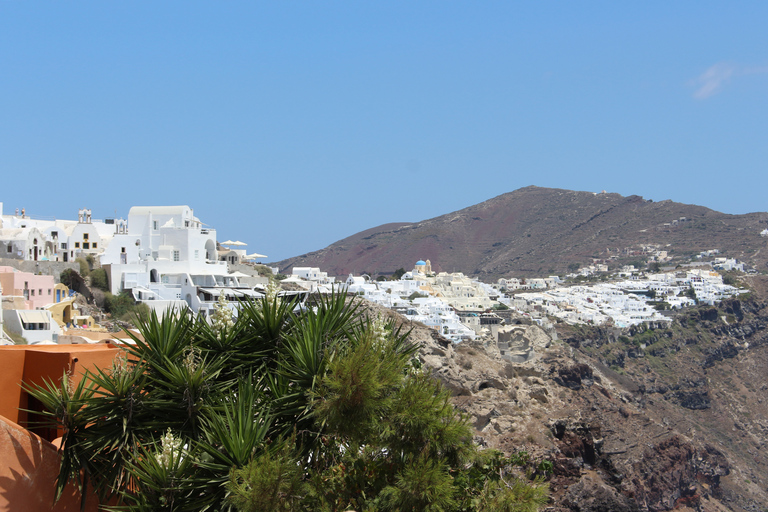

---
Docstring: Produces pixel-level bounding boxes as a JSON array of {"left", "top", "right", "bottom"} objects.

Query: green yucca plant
[
  {"left": 24, "top": 369, "right": 96, "bottom": 502},
  {"left": 28, "top": 291, "right": 551, "bottom": 512}
]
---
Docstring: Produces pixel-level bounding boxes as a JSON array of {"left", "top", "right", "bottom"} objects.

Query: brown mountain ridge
[{"left": 275, "top": 186, "right": 768, "bottom": 279}]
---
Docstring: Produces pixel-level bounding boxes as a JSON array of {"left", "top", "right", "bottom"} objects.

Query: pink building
[{"left": 0, "top": 266, "right": 56, "bottom": 310}]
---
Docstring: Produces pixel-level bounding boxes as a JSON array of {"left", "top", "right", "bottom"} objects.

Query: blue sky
[{"left": 2, "top": 2, "right": 767, "bottom": 262}]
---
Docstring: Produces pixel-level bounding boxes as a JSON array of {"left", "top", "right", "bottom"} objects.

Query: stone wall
[{"left": 0, "top": 258, "right": 79, "bottom": 283}]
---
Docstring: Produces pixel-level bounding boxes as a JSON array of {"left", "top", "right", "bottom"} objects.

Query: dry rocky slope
[
  {"left": 361, "top": 275, "right": 768, "bottom": 511},
  {"left": 276, "top": 186, "right": 768, "bottom": 279}
]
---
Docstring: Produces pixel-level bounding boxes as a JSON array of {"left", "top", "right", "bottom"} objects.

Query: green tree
[{"left": 60, "top": 268, "right": 77, "bottom": 289}]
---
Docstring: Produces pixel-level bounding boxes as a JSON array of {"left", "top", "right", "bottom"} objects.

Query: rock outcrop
[{"left": 360, "top": 281, "right": 768, "bottom": 511}]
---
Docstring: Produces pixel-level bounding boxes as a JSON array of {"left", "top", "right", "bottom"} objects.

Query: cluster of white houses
[
  {"left": 509, "top": 268, "right": 745, "bottom": 328},
  {"left": 339, "top": 260, "right": 746, "bottom": 340},
  {"left": 0, "top": 202, "right": 749, "bottom": 346},
  {"left": 0, "top": 205, "right": 116, "bottom": 263},
  {"left": 1, "top": 203, "right": 273, "bottom": 343}
]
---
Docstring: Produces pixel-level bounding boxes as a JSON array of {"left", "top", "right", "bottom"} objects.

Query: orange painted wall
[
  {"left": 0, "top": 345, "right": 121, "bottom": 440},
  {"left": 0, "top": 414, "right": 100, "bottom": 512},
  {"left": 0, "top": 345, "right": 124, "bottom": 511},
  {"left": 0, "top": 350, "right": 27, "bottom": 425}
]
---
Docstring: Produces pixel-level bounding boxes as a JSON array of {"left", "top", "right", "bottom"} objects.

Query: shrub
[
  {"left": 120, "top": 302, "right": 150, "bottom": 324},
  {"left": 252, "top": 264, "right": 273, "bottom": 277},
  {"left": 75, "top": 257, "right": 90, "bottom": 277},
  {"left": 104, "top": 291, "right": 136, "bottom": 318},
  {"left": 89, "top": 268, "right": 109, "bottom": 291}
]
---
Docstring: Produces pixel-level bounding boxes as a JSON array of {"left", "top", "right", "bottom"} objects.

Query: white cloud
[
  {"left": 691, "top": 62, "right": 768, "bottom": 100},
  {"left": 743, "top": 65, "right": 768, "bottom": 76},
  {"left": 691, "top": 62, "right": 736, "bottom": 99}
]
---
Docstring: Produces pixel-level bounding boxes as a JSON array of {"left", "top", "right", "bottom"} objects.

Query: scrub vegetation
[{"left": 27, "top": 293, "right": 549, "bottom": 511}]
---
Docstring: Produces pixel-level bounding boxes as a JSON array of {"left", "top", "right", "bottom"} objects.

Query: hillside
[
  {"left": 275, "top": 186, "right": 768, "bottom": 280},
  {"left": 373, "top": 273, "right": 768, "bottom": 511}
]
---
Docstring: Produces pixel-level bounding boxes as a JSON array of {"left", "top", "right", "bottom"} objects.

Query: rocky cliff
[{"left": 364, "top": 274, "right": 768, "bottom": 511}]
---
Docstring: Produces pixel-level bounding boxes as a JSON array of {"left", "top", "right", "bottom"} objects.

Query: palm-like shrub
[{"left": 27, "top": 292, "right": 549, "bottom": 511}]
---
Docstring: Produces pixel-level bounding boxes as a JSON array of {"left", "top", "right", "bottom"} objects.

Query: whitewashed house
[
  {"left": 100, "top": 206, "right": 258, "bottom": 315},
  {"left": 0, "top": 204, "right": 120, "bottom": 262},
  {"left": 292, "top": 267, "right": 335, "bottom": 285},
  {"left": 1, "top": 309, "right": 61, "bottom": 344}
]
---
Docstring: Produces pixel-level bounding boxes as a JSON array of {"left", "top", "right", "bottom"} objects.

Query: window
[
  {"left": 51, "top": 231, "right": 58, "bottom": 238},
  {"left": 173, "top": 250, "right": 180, "bottom": 262},
  {"left": 48, "top": 289, "right": 52, "bottom": 295},
  {"left": 75, "top": 242, "right": 80, "bottom": 248},
  {"left": 83, "top": 243, "right": 90, "bottom": 249},
  {"left": 31, "top": 289, "right": 35, "bottom": 296},
  {"left": 93, "top": 243, "right": 97, "bottom": 249},
  {"left": 61, "top": 243, "right": 67, "bottom": 250},
  {"left": 6, "top": 246, "right": 11, "bottom": 253},
  {"left": 153, "top": 221, "right": 158, "bottom": 230},
  {"left": 194, "top": 250, "right": 199, "bottom": 260},
  {"left": 83, "top": 233, "right": 89, "bottom": 240}
]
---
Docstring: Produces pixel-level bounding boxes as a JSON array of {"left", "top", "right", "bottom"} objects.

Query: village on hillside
[{"left": 0, "top": 202, "right": 749, "bottom": 361}]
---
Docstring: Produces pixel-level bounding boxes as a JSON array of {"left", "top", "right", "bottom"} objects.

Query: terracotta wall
[
  {"left": 0, "top": 350, "right": 26, "bottom": 425},
  {"left": 0, "top": 345, "right": 121, "bottom": 440},
  {"left": 0, "top": 414, "right": 100, "bottom": 512},
  {"left": 0, "top": 345, "right": 123, "bottom": 511}
]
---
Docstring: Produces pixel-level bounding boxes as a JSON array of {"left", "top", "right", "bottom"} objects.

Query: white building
[
  {"left": 1, "top": 309, "right": 61, "bottom": 344},
  {"left": 100, "top": 206, "right": 259, "bottom": 315},
  {"left": 292, "top": 267, "right": 335, "bottom": 285},
  {"left": 0, "top": 205, "right": 120, "bottom": 262}
]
